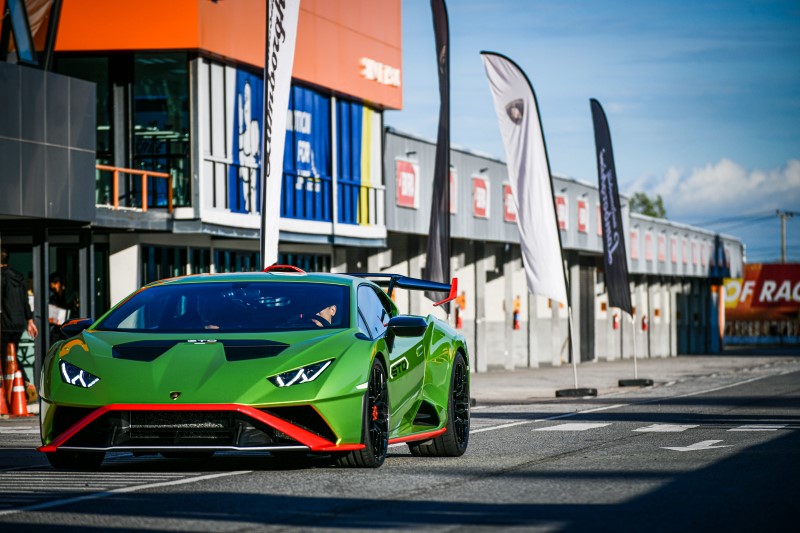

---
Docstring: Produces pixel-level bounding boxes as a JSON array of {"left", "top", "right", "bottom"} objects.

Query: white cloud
[{"left": 627, "top": 159, "right": 800, "bottom": 220}]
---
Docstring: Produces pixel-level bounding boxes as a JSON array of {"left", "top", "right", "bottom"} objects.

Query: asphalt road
[{"left": 0, "top": 361, "right": 798, "bottom": 532}]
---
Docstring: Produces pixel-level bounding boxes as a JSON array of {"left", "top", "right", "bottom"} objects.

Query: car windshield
[{"left": 95, "top": 281, "right": 350, "bottom": 333}]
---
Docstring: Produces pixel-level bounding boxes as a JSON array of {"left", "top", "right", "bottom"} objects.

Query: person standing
[{"left": 1, "top": 248, "right": 39, "bottom": 393}]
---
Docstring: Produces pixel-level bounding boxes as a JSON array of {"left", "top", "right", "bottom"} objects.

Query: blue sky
[{"left": 384, "top": 0, "right": 800, "bottom": 263}]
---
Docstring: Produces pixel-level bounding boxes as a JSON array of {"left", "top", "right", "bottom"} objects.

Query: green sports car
[{"left": 39, "top": 267, "right": 470, "bottom": 469}]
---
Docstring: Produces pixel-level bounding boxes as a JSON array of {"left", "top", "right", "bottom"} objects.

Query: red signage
[
  {"left": 556, "top": 195, "right": 567, "bottom": 230},
  {"left": 644, "top": 231, "right": 653, "bottom": 261},
  {"left": 658, "top": 233, "right": 666, "bottom": 262},
  {"left": 630, "top": 229, "right": 639, "bottom": 260},
  {"left": 395, "top": 159, "right": 419, "bottom": 209},
  {"left": 682, "top": 238, "right": 688, "bottom": 264},
  {"left": 472, "top": 176, "right": 490, "bottom": 218},
  {"left": 503, "top": 184, "right": 516, "bottom": 223},
  {"left": 670, "top": 235, "right": 678, "bottom": 264},
  {"left": 691, "top": 240, "right": 698, "bottom": 265},
  {"left": 725, "top": 264, "right": 800, "bottom": 320},
  {"left": 577, "top": 199, "right": 588, "bottom": 233},
  {"left": 701, "top": 242, "right": 707, "bottom": 266}
]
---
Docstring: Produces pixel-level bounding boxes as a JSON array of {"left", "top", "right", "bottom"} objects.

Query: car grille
[{"left": 55, "top": 408, "right": 301, "bottom": 449}]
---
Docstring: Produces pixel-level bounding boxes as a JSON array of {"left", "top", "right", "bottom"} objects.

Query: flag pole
[{"left": 618, "top": 310, "right": 653, "bottom": 387}]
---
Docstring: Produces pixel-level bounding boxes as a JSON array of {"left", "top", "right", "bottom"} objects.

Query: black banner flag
[
  {"left": 424, "top": 0, "right": 451, "bottom": 304},
  {"left": 591, "top": 98, "right": 632, "bottom": 315}
]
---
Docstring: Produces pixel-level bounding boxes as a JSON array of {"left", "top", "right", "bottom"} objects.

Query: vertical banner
[
  {"left": 261, "top": 0, "right": 300, "bottom": 268},
  {"left": 481, "top": 52, "right": 567, "bottom": 304},
  {"left": 424, "top": 0, "right": 451, "bottom": 302},
  {"left": 590, "top": 98, "right": 632, "bottom": 315}
]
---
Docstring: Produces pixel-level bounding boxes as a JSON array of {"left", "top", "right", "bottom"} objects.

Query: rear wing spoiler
[{"left": 347, "top": 274, "right": 458, "bottom": 308}]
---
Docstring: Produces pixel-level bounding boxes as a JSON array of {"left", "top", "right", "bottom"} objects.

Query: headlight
[
  {"left": 268, "top": 359, "right": 333, "bottom": 388},
  {"left": 59, "top": 360, "right": 100, "bottom": 388}
]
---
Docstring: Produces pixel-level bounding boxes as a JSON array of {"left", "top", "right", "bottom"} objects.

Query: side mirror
[
  {"left": 61, "top": 318, "right": 94, "bottom": 338},
  {"left": 387, "top": 316, "right": 427, "bottom": 337}
]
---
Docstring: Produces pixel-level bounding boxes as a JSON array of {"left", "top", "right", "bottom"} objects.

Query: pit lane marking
[
  {"left": 0, "top": 470, "right": 252, "bottom": 517},
  {"left": 729, "top": 424, "right": 787, "bottom": 431},
  {"left": 634, "top": 424, "right": 699, "bottom": 432},
  {"left": 469, "top": 370, "right": 797, "bottom": 436},
  {"left": 534, "top": 423, "right": 612, "bottom": 432}
]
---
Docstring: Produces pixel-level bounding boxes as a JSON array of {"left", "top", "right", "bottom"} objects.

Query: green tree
[{"left": 630, "top": 192, "right": 667, "bottom": 218}]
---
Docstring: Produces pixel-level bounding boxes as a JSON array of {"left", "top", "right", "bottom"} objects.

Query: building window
[
  {"left": 133, "top": 53, "right": 190, "bottom": 208},
  {"left": 214, "top": 249, "right": 259, "bottom": 273},
  {"left": 278, "top": 253, "right": 331, "bottom": 272},
  {"left": 142, "top": 246, "right": 188, "bottom": 284}
]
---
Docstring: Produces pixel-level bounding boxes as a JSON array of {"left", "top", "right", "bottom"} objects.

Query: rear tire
[
  {"left": 409, "top": 352, "right": 469, "bottom": 457},
  {"left": 337, "top": 359, "right": 389, "bottom": 468},
  {"left": 46, "top": 450, "right": 105, "bottom": 470}
]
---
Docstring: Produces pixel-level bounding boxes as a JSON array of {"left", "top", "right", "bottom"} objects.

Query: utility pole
[{"left": 776, "top": 210, "right": 797, "bottom": 263}]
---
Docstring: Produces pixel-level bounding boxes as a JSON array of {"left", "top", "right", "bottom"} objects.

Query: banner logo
[{"left": 505, "top": 99, "right": 524, "bottom": 124}]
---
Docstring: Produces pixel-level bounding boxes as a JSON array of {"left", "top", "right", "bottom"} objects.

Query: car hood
[{"left": 47, "top": 328, "right": 363, "bottom": 406}]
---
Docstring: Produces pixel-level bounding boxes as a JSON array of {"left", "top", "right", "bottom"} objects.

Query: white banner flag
[
  {"left": 481, "top": 52, "right": 567, "bottom": 304},
  {"left": 261, "top": 0, "right": 300, "bottom": 268}
]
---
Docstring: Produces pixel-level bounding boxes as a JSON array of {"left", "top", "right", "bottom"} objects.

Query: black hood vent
[
  {"left": 112, "top": 340, "right": 182, "bottom": 361},
  {"left": 222, "top": 340, "right": 288, "bottom": 361},
  {"left": 111, "top": 339, "right": 289, "bottom": 362}
]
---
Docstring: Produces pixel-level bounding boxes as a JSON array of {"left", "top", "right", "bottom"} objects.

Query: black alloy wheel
[{"left": 408, "top": 352, "right": 470, "bottom": 457}]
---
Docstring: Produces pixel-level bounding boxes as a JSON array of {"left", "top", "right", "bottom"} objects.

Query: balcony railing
[{"left": 96, "top": 165, "right": 173, "bottom": 213}]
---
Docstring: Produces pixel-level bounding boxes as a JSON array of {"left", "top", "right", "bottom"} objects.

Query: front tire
[
  {"left": 46, "top": 450, "right": 105, "bottom": 470},
  {"left": 337, "top": 359, "right": 389, "bottom": 468},
  {"left": 409, "top": 352, "right": 470, "bottom": 457}
]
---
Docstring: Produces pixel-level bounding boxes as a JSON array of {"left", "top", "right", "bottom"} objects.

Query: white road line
[
  {"left": 0, "top": 470, "right": 252, "bottom": 517},
  {"left": 470, "top": 368, "right": 799, "bottom": 437},
  {"left": 534, "top": 423, "right": 612, "bottom": 432},
  {"left": 729, "top": 424, "right": 787, "bottom": 432},
  {"left": 634, "top": 424, "right": 699, "bottom": 433}
]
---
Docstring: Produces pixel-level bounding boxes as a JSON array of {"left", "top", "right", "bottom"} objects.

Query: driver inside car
[{"left": 311, "top": 302, "right": 337, "bottom": 328}]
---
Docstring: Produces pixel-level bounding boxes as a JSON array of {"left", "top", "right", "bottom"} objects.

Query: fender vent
[{"left": 412, "top": 400, "right": 440, "bottom": 427}]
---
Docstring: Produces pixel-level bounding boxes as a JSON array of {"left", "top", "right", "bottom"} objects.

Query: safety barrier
[{"left": 95, "top": 165, "right": 173, "bottom": 213}]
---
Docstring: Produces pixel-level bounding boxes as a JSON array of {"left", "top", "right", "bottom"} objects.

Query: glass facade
[
  {"left": 133, "top": 53, "right": 190, "bottom": 208},
  {"left": 57, "top": 53, "right": 191, "bottom": 209}
]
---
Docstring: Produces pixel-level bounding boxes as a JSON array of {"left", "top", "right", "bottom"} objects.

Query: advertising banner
[
  {"left": 590, "top": 98, "right": 632, "bottom": 314},
  {"left": 395, "top": 159, "right": 420, "bottom": 209},
  {"left": 472, "top": 176, "right": 490, "bottom": 218},
  {"left": 424, "top": 0, "right": 451, "bottom": 301},
  {"left": 482, "top": 51, "right": 567, "bottom": 304},
  {"left": 556, "top": 195, "right": 568, "bottom": 230},
  {"left": 229, "top": 69, "right": 264, "bottom": 214},
  {"left": 261, "top": 0, "right": 300, "bottom": 268},
  {"left": 282, "top": 86, "right": 331, "bottom": 221},
  {"left": 577, "top": 199, "right": 588, "bottom": 233},
  {"left": 724, "top": 263, "right": 800, "bottom": 321},
  {"left": 503, "top": 184, "right": 517, "bottom": 223}
]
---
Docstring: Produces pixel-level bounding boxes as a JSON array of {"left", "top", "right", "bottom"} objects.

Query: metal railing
[{"left": 96, "top": 165, "right": 173, "bottom": 213}]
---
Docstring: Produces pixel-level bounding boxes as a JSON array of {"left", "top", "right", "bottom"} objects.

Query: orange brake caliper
[{"left": 371, "top": 405, "right": 378, "bottom": 421}]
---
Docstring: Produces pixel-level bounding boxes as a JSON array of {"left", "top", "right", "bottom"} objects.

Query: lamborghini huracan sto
[{"left": 39, "top": 267, "right": 470, "bottom": 469}]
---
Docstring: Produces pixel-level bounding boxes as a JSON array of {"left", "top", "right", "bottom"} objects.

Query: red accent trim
[
  {"left": 38, "top": 404, "right": 344, "bottom": 452},
  {"left": 315, "top": 443, "right": 366, "bottom": 452},
  {"left": 388, "top": 427, "right": 446, "bottom": 445},
  {"left": 263, "top": 264, "right": 305, "bottom": 273},
  {"left": 433, "top": 278, "right": 458, "bottom": 307}
]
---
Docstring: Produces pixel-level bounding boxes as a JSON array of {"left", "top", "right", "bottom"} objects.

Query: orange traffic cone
[
  {"left": 5, "top": 342, "right": 19, "bottom": 406},
  {"left": 0, "top": 372, "right": 9, "bottom": 416},
  {"left": 10, "top": 370, "right": 31, "bottom": 417}
]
